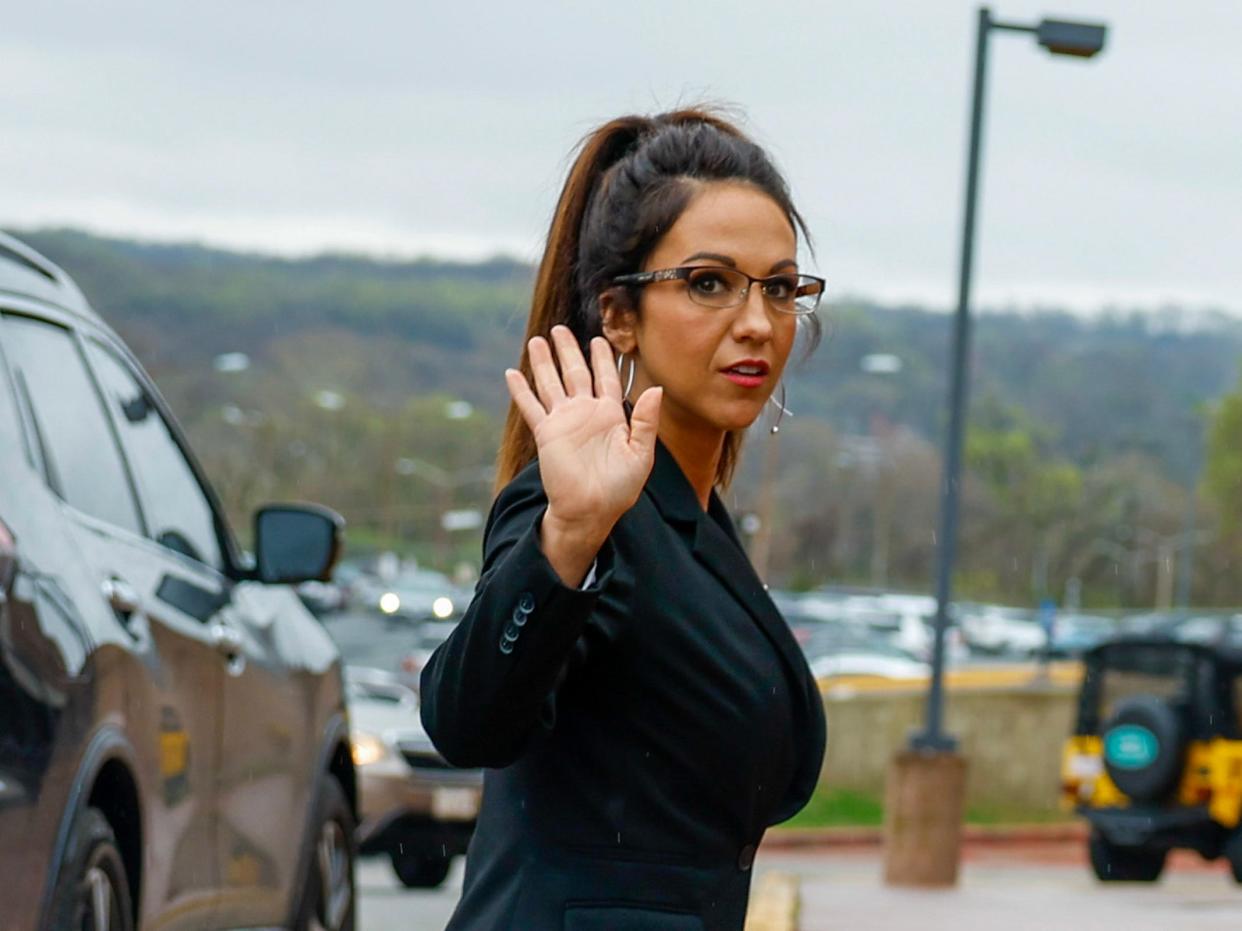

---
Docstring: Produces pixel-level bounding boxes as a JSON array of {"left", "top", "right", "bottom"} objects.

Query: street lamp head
[{"left": 1037, "top": 18, "right": 1107, "bottom": 58}]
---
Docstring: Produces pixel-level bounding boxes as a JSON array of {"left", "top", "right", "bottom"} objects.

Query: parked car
[
  {"left": 345, "top": 667, "right": 482, "bottom": 888},
  {"left": 1048, "top": 613, "right": 1116, "bottom": 657},
  {"left": 1154, "top": 612, "right": 1242, "bottom": 647},
  {"left": 959, "top": 605, "right": 1047, "bottom": 657},
  {"left": 1063, "top": 637, "right": 1242, "bottom": 883},
  {"left": 799, "top": 623, "right": 930, "bottom": 681},
  {"left": 0, "top": 232, "right": 358, "bottom": 931}
]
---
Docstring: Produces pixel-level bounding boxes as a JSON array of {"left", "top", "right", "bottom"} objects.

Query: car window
[
  {"left": 1095, "top": 645, "right": 1194, "bottom": 722},
  {"left": 1, "top": 315, "right": 142, "bottom": 533},
  {"left": 0, "top": 332, "right": 25, "bottom": 463},
  {"left": 85, "top": 341, "right": 223, "bottom": 570}
]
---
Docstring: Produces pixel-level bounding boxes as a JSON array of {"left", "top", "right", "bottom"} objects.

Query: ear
[{"left": 600, "top": 288, "right": 638, "bottom": 355}]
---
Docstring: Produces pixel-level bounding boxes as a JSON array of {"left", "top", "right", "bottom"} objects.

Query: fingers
[
  {"left": 527, "top": 336, "right": 566, "bottom": 408},
  {"left": 628, "top": 386, "right": 663, "bottom": 456},
  {"left": 550, "top": 326, "right": 594, "bottom": 397},
  {"left": 590, "top": 337, "right": 623, "bottom": 402},
  {"left": 505, "top": 368, "right": 546, "bottom": 431}
]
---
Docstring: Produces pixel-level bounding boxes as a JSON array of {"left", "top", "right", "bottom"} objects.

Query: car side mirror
[{"left": 253, "top": 504, "right": 344, "bottom": 584}]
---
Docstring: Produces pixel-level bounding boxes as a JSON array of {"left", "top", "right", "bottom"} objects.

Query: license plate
[
  {"left": 1068, "top": 754, "right": 1103, "bottom": 778},
  {"left": 432, "top": 786, "right": 480, "bottom": 820}
]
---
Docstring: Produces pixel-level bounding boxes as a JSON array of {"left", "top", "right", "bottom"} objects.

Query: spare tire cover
[{"left": 1102, "top": 695, "right": 1185, "bottom": 802}]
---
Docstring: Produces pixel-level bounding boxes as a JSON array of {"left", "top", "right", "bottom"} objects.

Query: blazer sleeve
[{"left": 419, "top": 462, "right": 618, "bottom": 768}]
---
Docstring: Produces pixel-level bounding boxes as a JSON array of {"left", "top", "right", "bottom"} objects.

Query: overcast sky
[{"left": 4, "top": 1, "right": 1240, "bottom": 315}]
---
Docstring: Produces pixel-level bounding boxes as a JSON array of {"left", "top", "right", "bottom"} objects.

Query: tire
[
  {"left": 1102, "top": 695, "right": 1185, "bottom": 803},
  {"left": 292, "top": 777, "right": 357, "bottom": 931},
  {"left": 1224, "top": 832, "right": 1242, "bottom": 883},
  {"left": 1089, "top": 831, "right": 1166, "bottom": 882},
  {"left": 390, "top": 851, "right": 452, "bottom": 889},
  {"left": 47, "top": 806, "right": 136, "bottom": 931}
]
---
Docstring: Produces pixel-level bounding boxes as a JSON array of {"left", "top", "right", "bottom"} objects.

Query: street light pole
[
  {"left": 886, "top": 6, "right": 1108, "bottom": 889},
  {"left": 911, "top": 6, "right": 1109, "bottom": 751},
  {"left": 912, "top": 5, "right": 993, "bottom": 752}
]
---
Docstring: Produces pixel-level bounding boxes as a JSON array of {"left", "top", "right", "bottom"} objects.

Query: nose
[{"left": 730, "top": 284, "right": 775, "bottom": 342}]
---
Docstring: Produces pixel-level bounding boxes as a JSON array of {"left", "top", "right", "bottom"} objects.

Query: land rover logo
[{"left": 1104, "top": 724, "right": 1159, "bottom": 769}]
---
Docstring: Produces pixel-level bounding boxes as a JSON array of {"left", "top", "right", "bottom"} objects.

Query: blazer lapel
[
  {"left": 642, "top": 441, "right": 814, "bottom": 693},
  {"left": 691, "top": 509, "right": 812, "bottom": 687}
]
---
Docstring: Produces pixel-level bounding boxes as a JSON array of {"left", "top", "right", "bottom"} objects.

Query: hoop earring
[
  {"left": 616, "top": 352, "right": 636, "bottom": 401},
  {"left": 768, "top": 384, "right": 793, "bottom": 435}
]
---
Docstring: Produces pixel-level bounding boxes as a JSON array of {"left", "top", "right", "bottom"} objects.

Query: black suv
[{"left": 0, "top": 232, "right": 358, "bottom": 930}]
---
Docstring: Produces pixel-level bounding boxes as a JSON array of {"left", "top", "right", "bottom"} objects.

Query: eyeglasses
[{"left": 612, "top": 265, "right": 825, "bottom": 316}]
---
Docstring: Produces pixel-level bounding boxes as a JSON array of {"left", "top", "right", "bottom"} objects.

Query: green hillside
[{"left": 13, "top": 228, "right": 1242, "bottom": 605}]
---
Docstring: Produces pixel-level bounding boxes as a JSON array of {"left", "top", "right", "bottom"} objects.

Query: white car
[
  {"left": 961, "top": 606, "right": 1047, "bottom": 656},
  {"left": 810, "top": 650, "right": 930, "bottom": 680}
]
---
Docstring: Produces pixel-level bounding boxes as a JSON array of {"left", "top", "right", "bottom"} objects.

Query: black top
[{"left": 420, "top": 440, "right": 827, "bottom": 931}]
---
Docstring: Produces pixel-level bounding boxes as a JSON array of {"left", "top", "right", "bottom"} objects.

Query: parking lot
[
  {"left": 355, "top": 841, "right": 1242, "bottom": 930},
  {"left": 790, "top": 843, "right": 1242, "bottom": 931},
  {"left": 357, "top": 853, "right": 464, "bottom": 929}
]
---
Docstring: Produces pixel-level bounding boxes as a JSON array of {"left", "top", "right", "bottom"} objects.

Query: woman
[{"left": 420, "top": 108, "right": 827, "bottom": 931}]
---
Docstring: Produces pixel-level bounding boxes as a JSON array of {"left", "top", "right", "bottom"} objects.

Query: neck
[{"left": 658, "top": 415, "right": 724, "bottom": 511}]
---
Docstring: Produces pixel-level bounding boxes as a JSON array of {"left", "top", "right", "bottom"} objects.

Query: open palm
[{"left": 505, "top": 326, "right": 662, "bottom": 530}]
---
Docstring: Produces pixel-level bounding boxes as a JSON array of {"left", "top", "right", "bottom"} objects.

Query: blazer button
[
  {"left": 737, "top": 844, "right": 756, "bottom": 871},
  {"left": 498, "top": 638, "right": 515, "bottom": 655},
  {"left": 502, "top": 625, "right": 521, "bottom": 642},
  {"left": 511, "top": 608, "right": 528, "bottom": 628},
  {"left": 517, "top": 591, "right": 536, "bottom": 614}
]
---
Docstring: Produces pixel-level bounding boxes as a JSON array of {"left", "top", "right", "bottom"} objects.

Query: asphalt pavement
[
  {"left": 357, "top": 842, "right": 1242, "bottom": 930},
  {"left": 774, "top": 843, "right": 1242, "bottom": 931},
  {"left": 357, "top": 852, "right": 464, "bottom": 930}
]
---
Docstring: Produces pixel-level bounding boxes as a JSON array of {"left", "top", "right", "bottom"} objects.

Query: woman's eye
[
  {"left": 690, "top": 273, "right": 729, "bottom": 294},
  {"left": 763, "top": 278, "right": 796, "bottom": 300}
]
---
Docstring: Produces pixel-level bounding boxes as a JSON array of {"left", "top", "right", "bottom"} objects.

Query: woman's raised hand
[{"left": 505, "top": 326, "right": 661, "bottom": 581}]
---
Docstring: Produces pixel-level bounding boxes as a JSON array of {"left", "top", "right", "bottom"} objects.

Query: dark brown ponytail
[
  {"left": 495, "top": 107, "right": 817, "bottom": 492},
  {"left": 494, "top": 115, "right": 653, "bottom": 491}
]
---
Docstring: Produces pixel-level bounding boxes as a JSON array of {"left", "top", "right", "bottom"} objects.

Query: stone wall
[{"left": 820, "top": 683, "right": 1078, "bottom": 814}]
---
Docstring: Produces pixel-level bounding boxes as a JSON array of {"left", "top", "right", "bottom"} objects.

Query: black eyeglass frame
[{"left": 611, "top": 265, "right": 826, "bottom": 316}]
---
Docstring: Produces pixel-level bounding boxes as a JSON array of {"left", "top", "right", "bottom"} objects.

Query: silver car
[{"left": 345, "top": 667, "right": 482, "bottom": 888}]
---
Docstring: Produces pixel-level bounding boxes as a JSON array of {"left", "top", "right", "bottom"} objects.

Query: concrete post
[{"left": 883, "top": 750, "right": 968, "bottom": 887}]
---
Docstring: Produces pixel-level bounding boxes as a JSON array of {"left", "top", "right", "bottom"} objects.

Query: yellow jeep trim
[{"left": 1063, "top": 735, "right": 1242, "bottom": 828}]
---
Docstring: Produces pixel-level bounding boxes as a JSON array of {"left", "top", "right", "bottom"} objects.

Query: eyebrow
[{"left": 681, "top": 252, "right": 798, "bottom": 274}]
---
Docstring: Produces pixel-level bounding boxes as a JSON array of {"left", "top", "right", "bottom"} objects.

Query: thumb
[{"left": 628, "top": 386, "right": 662, "bottom": 456}]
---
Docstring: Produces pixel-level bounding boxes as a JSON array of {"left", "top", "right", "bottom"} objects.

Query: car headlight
[
  {"left": 432, "top": 596, "right": 454, "bottom": 619},
  {"left": 351, "top": 731, "right": 390, "bottom": 767},
  {"left": 379, "top": 592, "right": 401, "bottom": 615}
]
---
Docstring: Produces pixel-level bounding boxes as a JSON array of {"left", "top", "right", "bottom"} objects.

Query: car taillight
[{"left": 0, "top": 517, "right": 15, "bottom": 592}]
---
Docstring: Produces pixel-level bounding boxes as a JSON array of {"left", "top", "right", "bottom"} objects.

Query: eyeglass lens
[{"left": 685, "top": 267, "right": 821, "bottom": 315}]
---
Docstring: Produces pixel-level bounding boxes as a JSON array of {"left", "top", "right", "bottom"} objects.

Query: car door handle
[
  {"left": 102, "top": 576, "right": 141, "bottom": 615},
  {"left": 210, "top": 624, "right": 243, "bottom": 655}
]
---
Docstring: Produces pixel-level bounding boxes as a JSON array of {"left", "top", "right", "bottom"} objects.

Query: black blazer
[{"left": 420, "top": 440, "right": 826, "bottom": 931}]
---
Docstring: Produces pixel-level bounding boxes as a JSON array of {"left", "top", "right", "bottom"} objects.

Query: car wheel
[
  {"left": 1088, "top": 831, "right": 1166, "bottom": 882},
  {"left": 48, "top": 806, "right": 135, "bottom": 931},
  {"left": 1224, "top": 832, "right": 1242, "bottom": 883},
  {"left": 390, "top": 851, "right": 452, "bottom": 888},
  {"left": 293, "top": 777, "right": 357, "bottom": 931}
]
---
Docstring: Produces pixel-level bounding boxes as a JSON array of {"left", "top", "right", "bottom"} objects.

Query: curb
[
  {"left": 744, "top": 871, "right": 800, "bottom": 931},
  {"left": 763, "top": 821, "right": 1086, "bottom": 849}
]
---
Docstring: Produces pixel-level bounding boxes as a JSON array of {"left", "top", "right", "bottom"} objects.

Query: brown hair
[{"left": 495, "top": 107, "right": 817, "bottom": 492}]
